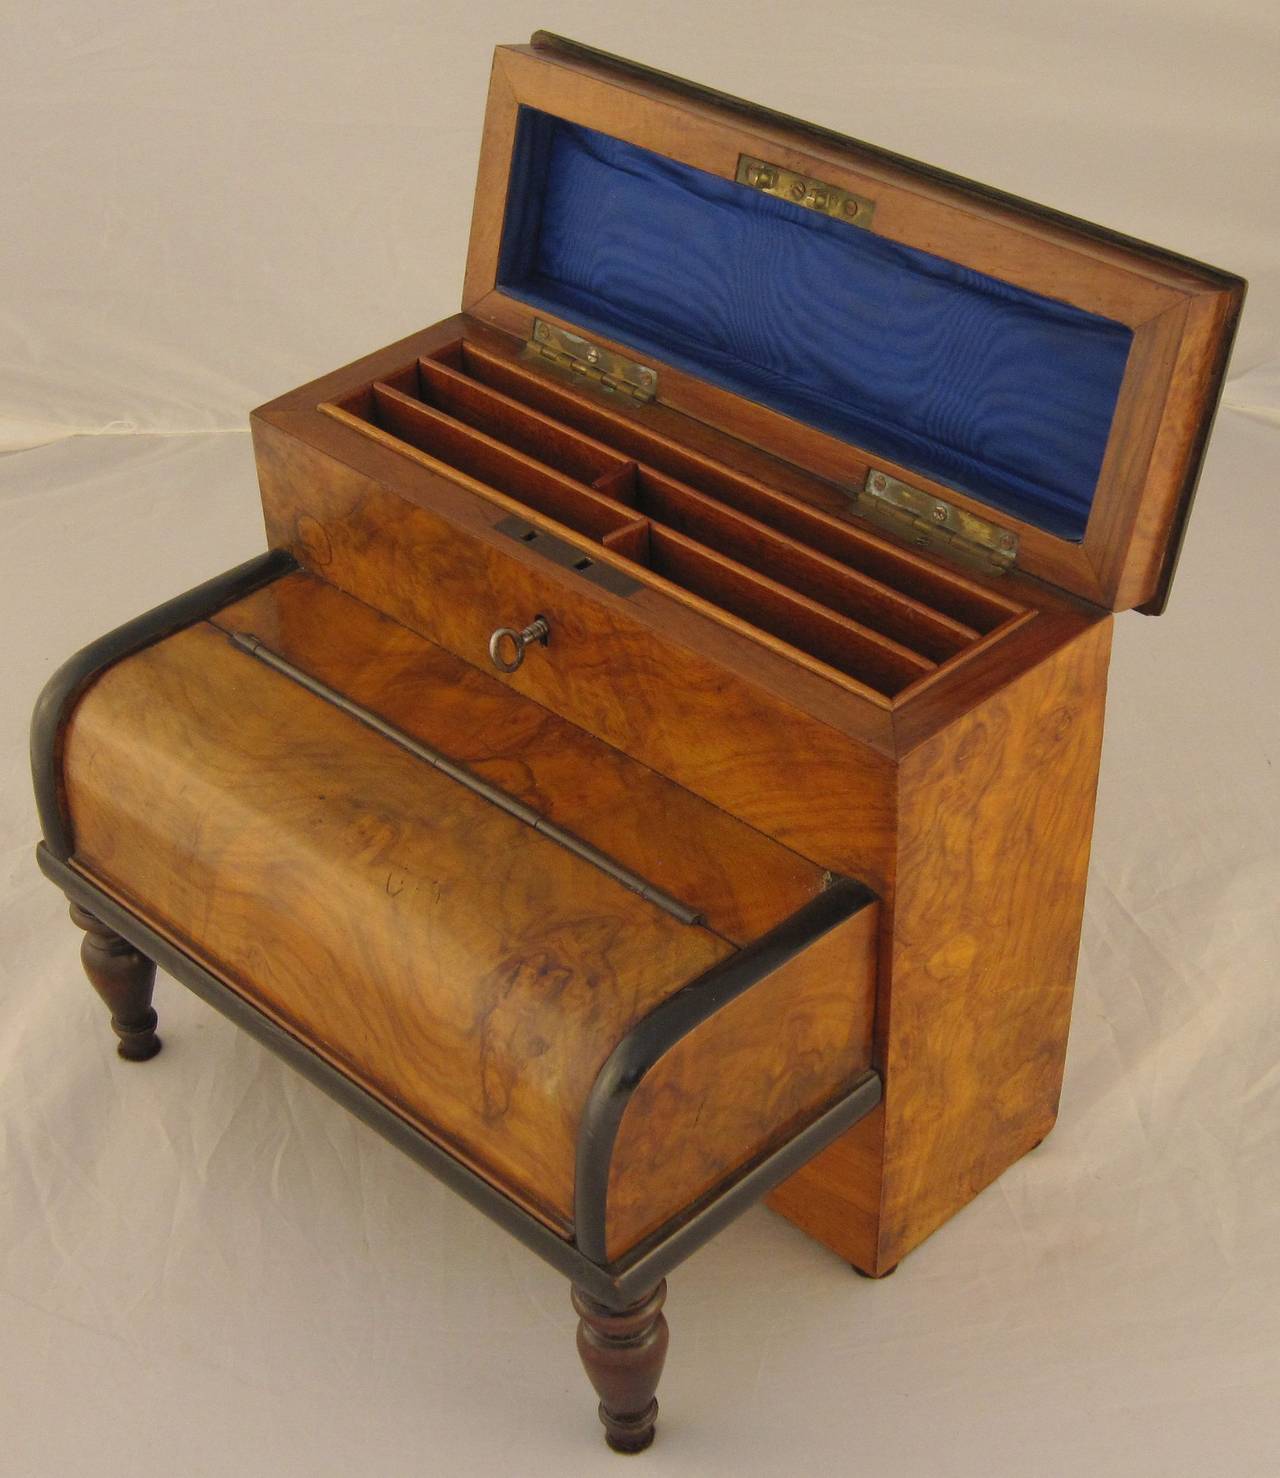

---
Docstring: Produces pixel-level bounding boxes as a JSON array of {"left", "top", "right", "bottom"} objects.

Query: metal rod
[{"left": 227, "top": 631, "right": 704, "bottom": 927}]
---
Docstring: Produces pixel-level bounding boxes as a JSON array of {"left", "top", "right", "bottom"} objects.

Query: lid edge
[{"left": 529, "top": 31, "right": 1245, "bottom": 297}]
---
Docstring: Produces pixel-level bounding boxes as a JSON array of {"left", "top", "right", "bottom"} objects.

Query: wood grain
[
  {"left": 416, "top": 355, "right": 634, "bottom": 485},
  {"left": 445, "top": 340, "right": 1021, "bottom": 634},
  {"left": 319, "top": 393, "right": 902, "bottom": 707},
  {"left": 644, "top": 528, "right": 934, "bottom": 697},
  {"left": 768, "top": 616, "right": 1113, "bottom": 1271},
  {"left": 363, "top": 384, "right": 634, "bottom": 540},
  {"left": 253, "top": 409, "right": 902, "bottom": 893},
  {"left": 62, "top": 621, "right": 733, "bottom": 1233},
  {"left": 371, "top": 349, "right": 996, "bottom": 669},
  {"left": 326, "top": 356, "right": 1035, "bottom": 698},
  {"left": 247, "top": 323, "right": 1120, "bottom": 1275},
  {"left": 606, "top": 898, "right": 878, "bottom": 1259},
  {"left": 211, "top": 571, "right": 827, "bottom": 947},
  {"left": 254, "top": 312, "right": 1060, "bottom": 637}
]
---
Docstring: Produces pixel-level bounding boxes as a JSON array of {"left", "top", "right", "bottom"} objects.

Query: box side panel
[{"left": 769, "top": 615, "right": 1112, "bottom": 1271}]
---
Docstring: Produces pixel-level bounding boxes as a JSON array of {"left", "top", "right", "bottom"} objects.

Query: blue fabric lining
[{"left": 496, "top": 109, "right": 1134, "bottom": 541}]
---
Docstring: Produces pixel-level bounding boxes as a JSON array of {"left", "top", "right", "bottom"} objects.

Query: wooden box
[{"left": 31, "top": 31, "right": 1243, "bottom": 1454}]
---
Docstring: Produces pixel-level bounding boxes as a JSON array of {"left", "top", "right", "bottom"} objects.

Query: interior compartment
[
  {"left": 328, "top": 381, "right": 637, "bottom": 542},
  {"left": 414, "top": 357, "right": 630, "bottom": 486},
  {"left": 626, "top": 470, "right": 977, "bottom": 663},
  {"left": 321, "top": 341, "right": 1029, "bottom": 702},
  {"left": 446, "top": 343, "right": 1016, "bottom": 635},
  {"left": 646, "top": 530, "right": 934, "bottom": 694}
]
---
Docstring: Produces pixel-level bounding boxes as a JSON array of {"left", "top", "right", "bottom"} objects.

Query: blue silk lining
[{"left": 497, "top": 109, "right": 1133, "bottom": 541}]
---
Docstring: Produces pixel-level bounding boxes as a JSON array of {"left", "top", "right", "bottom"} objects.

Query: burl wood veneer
[
  {"left": 249, "top": 322, "right": 1118, "bottom": 1279},
  {"left": 769, "top": 617, "right": 1114, "bottom": 1272},
  {"left": 60, "top": 574, "right": 877, "bottom": 1255},
  {"left": 33, "top": 27, "right": 1243, "bottom": 1457}
]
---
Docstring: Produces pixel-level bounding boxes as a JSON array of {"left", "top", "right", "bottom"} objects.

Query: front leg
[
  {"left": 572, "top": 1280, "right": 668, "bottom": 1454},
  {"left": 70, "top": 904, "right": 161, "bottom": 1061}
]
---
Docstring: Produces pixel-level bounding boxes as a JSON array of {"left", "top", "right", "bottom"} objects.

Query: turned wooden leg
[
  {"left": 70, "top": 904, "right": 161, "bottom": 1061},
  {"left": 572, "top": 1280, "right": 668, "bottom": 1454}
]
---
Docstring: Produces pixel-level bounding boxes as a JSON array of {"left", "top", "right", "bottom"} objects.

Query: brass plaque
[{"left": 736, "top": 155, "right": 876, "bottom": 227}]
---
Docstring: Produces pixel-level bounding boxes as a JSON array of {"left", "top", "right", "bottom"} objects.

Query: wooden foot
[
  {"left": 70, "top": 904, "right": 161, "bottom": 1061},
  {"left": 852, "top": 1261, "right": 898, "bottom": 1279},
  {"left": 572, "top": 1280, "right": 668, "bottom": 1454}
]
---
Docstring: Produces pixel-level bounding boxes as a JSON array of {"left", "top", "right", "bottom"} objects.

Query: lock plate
[{"left": 495, "top": 515, "right": 642, "bottom": 597}]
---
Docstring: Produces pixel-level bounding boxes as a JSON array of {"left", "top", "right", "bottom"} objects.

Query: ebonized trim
[
  {"left": 574, "top": 878, "right": 876, "bottom": 1264},
  {"left": 30, "top": 549, "right": 296, "bottom": 860},
  {"left": 37, "top": 846, "right": 881, "bottom": 1307}
]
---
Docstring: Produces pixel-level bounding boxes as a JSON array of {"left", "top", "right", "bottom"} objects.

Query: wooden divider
[
  {"left": 321, "top": 340, "right": 1029, "bottom": 701},
  {"left": 629, "top": 471, "right": 977, "bottom": 662},
  {"left": 647, "top": 530, "right": 935, "bottom": 696},
  {"left": 368, "top": 384, "right": 633, "bottom": 540},
  {"left": 449, "top": 343, "right": 1022, "bottom": 632},
  {"left": 417, "top": 358, "right": 631, "bottom": 486}
]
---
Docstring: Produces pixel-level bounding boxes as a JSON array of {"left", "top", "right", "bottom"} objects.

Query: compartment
[
  {"left": 328, "top": 380, "right": 636, "bottom": 541},
  {"left": 321, "top": 338, "right": 1029, "bottom": 702},
  {"left": 646, "top": 530, "right": 934, "bottom": 695},
  {"left": 415, "top": 357, "right": 633, "bottom": 486},
  {"left": 442, "top": 342, "right": 1021, "bottom": 634},
  {"left": 627, "top": 471, "right": 977, "bottom": 662}
]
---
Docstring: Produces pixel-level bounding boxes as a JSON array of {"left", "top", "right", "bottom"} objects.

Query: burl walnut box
[{"left": 31, "top": 31, "right": 1243, "bottom": 1455}]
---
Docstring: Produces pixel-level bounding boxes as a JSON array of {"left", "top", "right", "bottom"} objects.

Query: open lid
[{"left": 463, "top": 33, "right": 1245, "bottom": 613}]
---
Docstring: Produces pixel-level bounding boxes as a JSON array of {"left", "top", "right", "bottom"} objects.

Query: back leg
[{"left": 70, "top": 904, "right": 161, "bottom": 1061}]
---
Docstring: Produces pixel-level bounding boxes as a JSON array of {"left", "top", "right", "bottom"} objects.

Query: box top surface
[{"left": 463, "top": 33, "right": 1245, "bottom": 613}]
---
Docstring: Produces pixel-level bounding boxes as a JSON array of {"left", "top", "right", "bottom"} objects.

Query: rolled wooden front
[{"left": 57, "top": 578, "right": 878, "bottom": 1256}]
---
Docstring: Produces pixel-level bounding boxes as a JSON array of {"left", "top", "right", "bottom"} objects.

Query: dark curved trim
[
  {"left": 30, "top": 549, "right": 296, "bottom": 860},
  {"left": 573, "top": 878, "right": 876, "bottom": 1264},
  {"left": 37, "top": 846, "right": 881, "bottom": 1308}
]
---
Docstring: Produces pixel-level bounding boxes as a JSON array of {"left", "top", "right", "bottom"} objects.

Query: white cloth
[{"left": 2, "top": 4, "right": 1278, "bottom": 1474}]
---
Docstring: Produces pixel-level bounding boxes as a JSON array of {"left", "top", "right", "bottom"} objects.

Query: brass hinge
[
  {"left": 857, "top": 470, "right": 1019, "bottom": 576},
  {"left": 736, "top": 154, "right": 876, "bottom": 228},
  {"left": 525, "top": 320, "right": 657, "bottom": 403}
]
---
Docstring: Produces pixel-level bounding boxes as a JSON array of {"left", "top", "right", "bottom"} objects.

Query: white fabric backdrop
[{"left": 2, "top": 4, "right": 1278, "bottom": 1475}]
